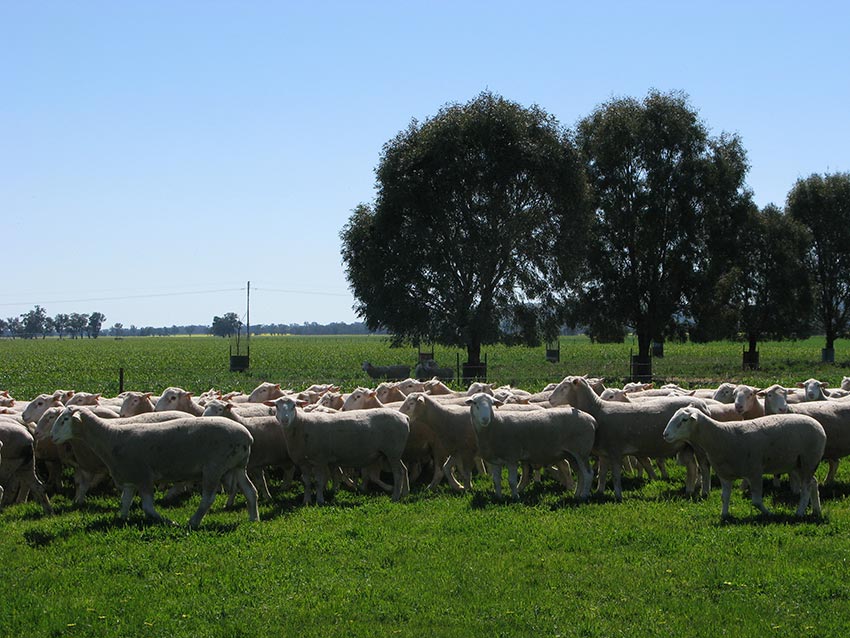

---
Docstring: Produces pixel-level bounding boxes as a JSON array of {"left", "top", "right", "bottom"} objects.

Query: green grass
[{"left": 4, "top": 335, "right": 850, "bottom": 637}]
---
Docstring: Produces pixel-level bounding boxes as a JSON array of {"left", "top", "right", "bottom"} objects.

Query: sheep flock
[{"left": 3, "top": 375, "right": 850, "bottom": 526}]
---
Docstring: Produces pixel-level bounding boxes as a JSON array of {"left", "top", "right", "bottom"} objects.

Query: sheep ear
[
  {"left": 493, "top": 399, "right": 505, "bottom": 407},
  {"left": 796, "top": 382, "right": 805, "bottom": 388},
  {"left": 821, "top": 382, "right": 830, "bottom": 388},
  {"left": 295, "top": 398, "right": 309, "bottom": 407},
  {"left": 756, "top": 390, "right": 766, "bottom": 397},
  {"left": 263, "top": 400, "right": 276, "bottom": 407},
  {"left": 464, "top": 397, "right": 474, "bottom": 405}
]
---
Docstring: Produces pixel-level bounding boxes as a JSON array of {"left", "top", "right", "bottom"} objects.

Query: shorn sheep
[
  {"left": 465, "top": 393, "right": 596, "bottom": 500},
  {"left": 663, "top": 406, "right": 825, "bottom": 518},
  {"left": 268, "top": 396, "right": 410, "bottom": 505},
  {"left": 51, "top": 406, "right": 259, "bottom": 528}
]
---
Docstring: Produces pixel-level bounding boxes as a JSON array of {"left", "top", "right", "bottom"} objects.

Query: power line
[
  {"left": 0, "top": 288, "right": 245, "bottom": 307},
  {"left": 253, "top": 286, "right": 351, "bottom": 298}
]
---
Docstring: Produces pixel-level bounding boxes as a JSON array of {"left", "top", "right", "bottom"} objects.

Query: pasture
[{"left": 2, "top": 335, "right": 850, "bottom": 637}]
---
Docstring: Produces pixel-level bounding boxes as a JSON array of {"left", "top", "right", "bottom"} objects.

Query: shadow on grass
[{"left": 718, "top": 512, "right": 829, "bottom": 527}]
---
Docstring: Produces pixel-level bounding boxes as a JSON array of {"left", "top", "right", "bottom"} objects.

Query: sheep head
[
  {"left": 663, "top": 407, "right": 699, "bottom": 443},
  {"left": 51, "top": 407, "right": 84, "bottom": 444}
]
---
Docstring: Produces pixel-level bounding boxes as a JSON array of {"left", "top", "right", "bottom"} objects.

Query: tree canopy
[
  {"left": 566, "top": 90, "right": 752, "bottom": 357},
  {"left": 341, "top": 91, "right": 588, "bottom": 365},
  {"left": 787, "top": 172, "right": 850, "bottom": 350}
]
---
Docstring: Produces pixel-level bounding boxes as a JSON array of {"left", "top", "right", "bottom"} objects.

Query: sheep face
[
  {"left": 760, "top": 385, "right": 789, "bottom": 414},
  {"left": 34, "top": 407, "right": 62, "bottom": 441},
  {"left": 842, "top": 377, "right": 850, "bottom": 392},
  {"left": 22, "top": 394, "right": 63, "bottom": 424},
  {"left": 66, "top": 392, "right": 100, "bottom": 407},
  {"left": 466, "top": 382, "right": 494, "bottom": 396},
  {"left": 52, "top": 390, "right": 75, "bottom": 404},
  {"left": 247, "top": 382, "right": 283, "bottom": 403},
  {"left": 119, "top": 392, "right": 154, "bottom": 417},
  {"left": 155, "top": 387, "right": 190, "bottom": 412},
  {"left": 51, "top": 408, "right": 81, "bottom": 444},
  {"left": 201, "top": 399, "right": 233, "bottom": 418},
  {"left": 733, "top": 385, "right": 759, "bottom": 415},
  {"left": 600, "top": 389, "right": 629, "bottom": 402},
  {"left": 341, "top": 388, "right": 377, "bottom": 411},
  {"left": 318, "top": 392, "right": 343, "bottom": 410},
  {"left": 798, "top": 378, "right": 827, "bottom": 401},
  {"left": 396, "top": 379, "right": 426, "bottom": 395},
  {"left": 270, "top": 397, "right": 299, "bottom": 429},
  {"left": 465, "top": 393, "right": 503, "bottom": 428},
  {"left": 662, "top": 408, "right": 698, "bottom": 443},
  {"left": 712, "top": 383, "right": 736, "bottom": 403}
]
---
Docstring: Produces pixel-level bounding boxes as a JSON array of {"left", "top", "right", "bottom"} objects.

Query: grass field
[{"left": 3, "top": 335, "right": 850, "bottom": 637}]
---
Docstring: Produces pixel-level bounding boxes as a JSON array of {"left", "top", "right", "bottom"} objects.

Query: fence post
[{"left": 119, "top": 367, "right": 124, "bottom": 394}]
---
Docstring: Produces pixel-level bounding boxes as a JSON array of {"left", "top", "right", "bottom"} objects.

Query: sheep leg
[
  {"left": 389, "top": 458, "right": 409, "bottom": 501},
  {"left": 188, "top": 479, "right": 219, "bottom": 529},
  {"left": 119, "top": 486, "right": 136, "bottom": 519},
  {"left": 314, "top": 466, "right": 329, "bottom": 505},
  {"left": 809, "top": 478, "right": 822, "bottom": 517},
  {"left": 656, "top": 458, "right": 669, "bottom": 481},
  {"left": 748, "top": 476, "right": 770, "bottom": 515},
  {"left": 139, "top": 489, "right": 167, "bottom": 524},
  {"left": 517, "top": 463, "right": 532, "bottom": 492},
  {"left": 720, "top": 479, "right": 733, "bottom": 519},
  {"left": 300, "top": 465, "right": 314, "bottom": 505},
  {"left": 251, "top": 469, "right": 272, "bottom": 501},
  {"left": 825, "top": 459, "right": 839, "bottom": 484},
  {"left": 636, "top": 456, "right": 657, "bottom": 480},
  {"left": 19, "top": 468, "right": 53, "bottom": 515},
  {"left": 441, "top": 455, "right": 465, "bottom": 492},
  {"left": 507, "top": 463, "right": 520, "bottom": 500},
  {"left": 233, "top": 469, "right": 259, "bottom": 522},
  {"left": 556, "top": 461, "right": 575, "bottom": 491},
  {"left": 795, "top": 476, "right": 813, "bottom": 517},
  {"left": 566, "top": 458, "right": 592, "bottom": 501},
  {"left": 489, "top": 463, "right": 503, "bottom": 499},
  {"left": 280, "top": 465, "right": 295, "bottom": 491},
  {"left": 595, "top": 456, "right": 609, "bottom": 495},
  {"left": 611, "top": 458, "right": 623, "bottom": 501}
]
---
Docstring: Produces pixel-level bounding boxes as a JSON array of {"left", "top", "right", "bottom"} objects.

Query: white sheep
[
  {"left": 760, "top": 383, "right": 850, "bottom": 484},
  {"left": 398, "top": 392, "right": 478, "bottom": 492},
  {"left": 465, "top": 393, "right": 596, "bottom": 500},
  {"left": 119, "top": 392, "right": 155, "bottom": 417},
  {"left": 154, "top": 387, "right": 204, "bottom": 416},
  {"left": 663, "top": 406, "right": 825, "bottom": 518},
  {"left": 375, "top": 383, "right": 407, "bottom": 404},
  {"left": 201, "top": 399, "right": 294, "bottom": 504},
  {"left": 842, "top": 376, "right": 850, "bottom": 392},
  {"left": 549, "top": 376, "right": 711, "bottom": 499},
  {"left": 51, "top": 406, "right": 259, "bottom": 528},
  {"left": 0, "top": 421, "right": 53, "bottom": 514},
  {"left": 797, "top": 378, "right": 831, "bottom": 401},
  {"left": 268, "top": 396, "right": 409, "bottom": 505}
]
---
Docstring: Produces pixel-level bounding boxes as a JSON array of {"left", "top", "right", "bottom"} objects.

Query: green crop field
[{"left": 3, "top": 335, "right": 850, "bottom": 637}]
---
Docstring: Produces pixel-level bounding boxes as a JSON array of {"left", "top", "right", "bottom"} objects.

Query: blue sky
[{"left": 3, "top": 1, "right": 848, "bottom": 328}]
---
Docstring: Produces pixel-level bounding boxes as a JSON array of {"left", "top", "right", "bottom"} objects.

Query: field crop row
[{"left": 2, "top": 335, "right": 849, "bottom": 400}]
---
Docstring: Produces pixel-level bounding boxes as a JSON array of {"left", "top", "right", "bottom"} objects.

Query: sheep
[
  {"left": 201, "top": 399, "right": 294, "bottom": 503},
  {"left": 267, "top": 396, "right": 409, "bottom": 505},
  {"left": 246, "top": 382, "right": 287, "bottom": 404},
  {"left": 465, "top": 393, "right": 596, "bottom": 500},
  {"left": 798, "top": 378, "right": 831, "bottom": 401},
  {"left": 663, "top": 406, "right": 825, "bottom": 518},
  {"left": 423, "top": 379, "right": 458, "bottom": 395},
  {"left": 395, "top": 378, "right": 427, "bottom": 395},
  {"left": 466, "top": 382, "right": 494, "bottom": 396},
  {"left": 760, "top": 383, "right": 850, "bottom": 484},
  {"left": 361, "top": 361, "right": 411, "bottom": 382},
  {"left": 119, "top": 392, "right": 155, "bottom": 417},
  {"left": 0, "top": 391, "right": 15, "bottom": 408},
  {"left": 711, "top": 383, "right": 738, "bottom": 403},
  {"left": 549, "top": 376, "right": 711, "bottom": 500},
  {"left": 316, "top": 391, "right": 344, "bottom": 411},
  {"left": 154, "top": 387, "right": 204, "bottom": 416},
  {"left": 375, "top": 382, "right": 407, "bottom": 404},
  {"left": 843, "top": 377, "right": 850, "bottom": 392},
  {"left": 51, "top": 406, "right": 258, "bottom": 527},
  {"left": 65, "top": 392, "right": 101, "bottom": 407},
  {"left": 21, "top": 393, "right": 65, "bottom": 425},
  {"left": 398, "top": 392, "right": 478, "bottom": 492},
  {"left": 0, "top": 421, "right": 53, "bottom": 514},
  {"left": 413, "top": 359, "right": 453, "bottom": 382}
]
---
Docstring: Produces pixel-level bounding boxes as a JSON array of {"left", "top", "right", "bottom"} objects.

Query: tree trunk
[
  {"left": 825, "top": 329, "right": 835, "bottom": 351},
  {"left": 466, "top": 340, "right": 481, "bottom": 366},
  {"left": 637, "top": 331, "right": 652, "bottom": 358},
  {"left": 748, "top": 334, "right": 758, "bottom": 353}
]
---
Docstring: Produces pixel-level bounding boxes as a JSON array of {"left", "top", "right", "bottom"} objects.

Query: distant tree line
[
  {"left": 1, "top": 307, "right": 106, "bottom": 339},
  {"left": 0, "top": 310, "right": 377, "bottom": 339}
]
